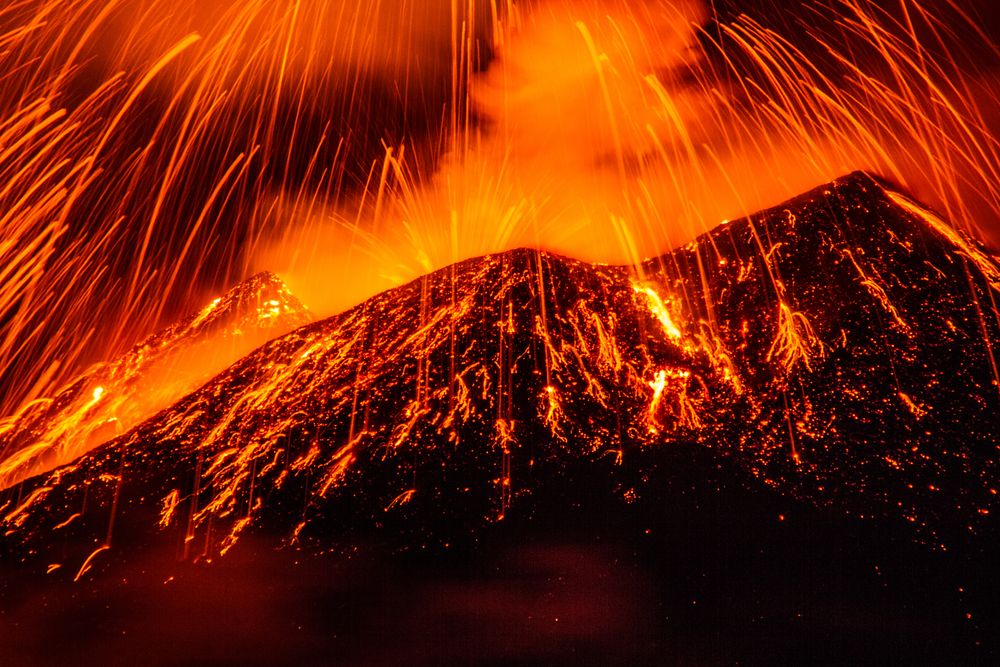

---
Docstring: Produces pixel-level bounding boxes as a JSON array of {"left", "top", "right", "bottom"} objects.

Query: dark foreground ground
[{"left": 2, "top": 443, "right": 996, "bottom": 667}]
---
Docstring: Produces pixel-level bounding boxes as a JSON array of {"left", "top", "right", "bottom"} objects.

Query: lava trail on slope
[{"left": 1, "top": 172, "right": 998, "bottom": 573}]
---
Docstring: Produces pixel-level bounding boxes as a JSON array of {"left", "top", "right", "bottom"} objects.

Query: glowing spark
[
  {"left": 842, "top": 249, "right": 910, "bottom": 333},
  {"left": 385, "top": 489, "right": 417, "bottom": 511},
  {"left": 74, "top": 545, "right": 110, "bottom": 582},
  {"left": 898, "top": 392, "right": 928, "bottom": 419},
  {"left": 768, "top": 302, "right": 825, "bottom": 374},
  {"left": 542, "top": 385, "right": 565, "bottom": 438},
  {"left": 159, "top": 490, "right": 180, "bottom": 529},
  {"left": 52, "top": 512, "right": 82, "bottom": 531}
]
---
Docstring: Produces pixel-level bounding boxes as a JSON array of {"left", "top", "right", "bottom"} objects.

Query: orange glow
[
  {"left": 262, "top": 0, "right": 1000, "bottom": 322},
  {"left": 0, "top": 273, "right": 310, "bottom": 490},
  {"left": 0, "top": 0, "right": 994, "bottom": 418},
  {"left": 633, "top": 284, "right": 684, "bottom": 341}
]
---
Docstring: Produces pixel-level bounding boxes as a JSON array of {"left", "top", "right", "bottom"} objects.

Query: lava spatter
[
  {"left": 655, "top": 172, "right": 1000, "bottom": 547},
  {"left": 1, "top": 246, "right": 734, "bottom": 567}
]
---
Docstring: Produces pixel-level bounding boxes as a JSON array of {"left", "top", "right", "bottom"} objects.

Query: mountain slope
[
  {"left": 649, "top": 172, "right": 1000, "bottom": 546},
  {"left": 2, "top": 172, "right": 998, "bottom": 575},
  {"left": 0, "top": 272, "right": 311, "bottom": 491}
]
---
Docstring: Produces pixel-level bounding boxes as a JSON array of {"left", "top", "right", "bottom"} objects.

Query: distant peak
[{"left": 235, "top": 270, "right": 290, "bottom": 290}]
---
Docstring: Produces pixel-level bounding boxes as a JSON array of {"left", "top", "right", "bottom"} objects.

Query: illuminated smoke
[
  {"left": 261, "top": 0, "right": 1000, "bottom": 320},
  {"left": 0, "top": 0, "right": 477, "bottom": 414}
]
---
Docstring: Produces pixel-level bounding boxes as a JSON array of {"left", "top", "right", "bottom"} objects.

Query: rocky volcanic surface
[{"left": 3, "top": 173, "right": 999, "bottom": 559}]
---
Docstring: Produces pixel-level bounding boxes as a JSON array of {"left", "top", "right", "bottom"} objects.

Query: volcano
[
  {"left": 2, "top": 173, "right": 999, "bottom": 664},
  {"left": 0, "top": 272, "right": 311, "bottom": 491}
]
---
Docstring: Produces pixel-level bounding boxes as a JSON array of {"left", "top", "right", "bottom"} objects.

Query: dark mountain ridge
[
  {"left": 3, "top": 172, "right": 1000, "bottom": 665},
  {"left": 2, "top": 171, "right": 998, "bottom": 566}
]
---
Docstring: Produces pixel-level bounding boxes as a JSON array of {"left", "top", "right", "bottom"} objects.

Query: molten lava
[{"left": 0, "top": 273, "right": 310, "bottom": 491}]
